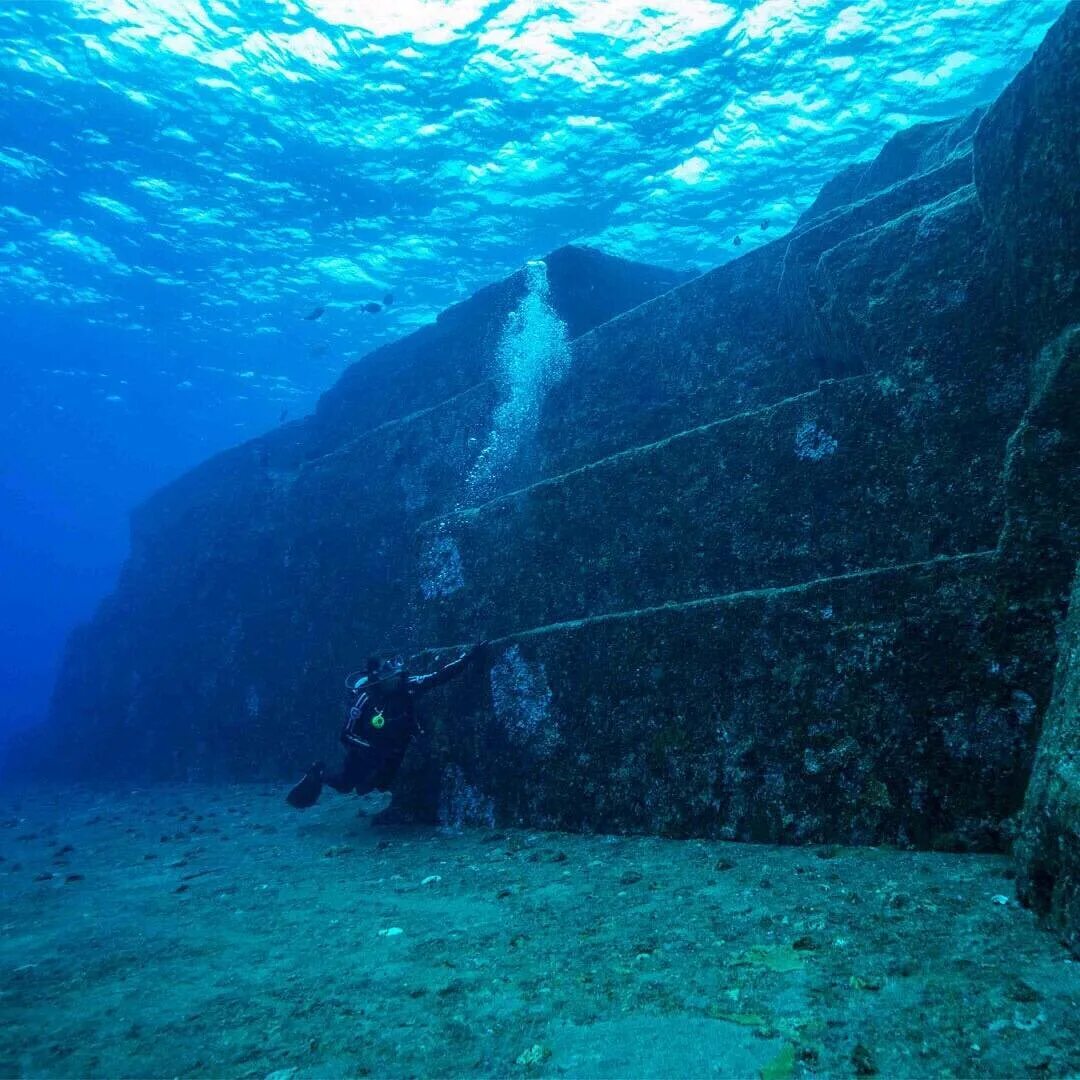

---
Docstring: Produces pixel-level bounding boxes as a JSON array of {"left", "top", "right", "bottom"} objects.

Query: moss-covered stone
[
  {"left": 1016, "top": 562, "right": 1080, "bottom": 956},
  {"left": 974, "top": 0, "right": 1080, "bottom": 349},
  {"left": 415, "top": 374, "right": 1008, "bottom": 645},
  {"left": 397, "top": 554, "right": 1036, "bottom": 849}
]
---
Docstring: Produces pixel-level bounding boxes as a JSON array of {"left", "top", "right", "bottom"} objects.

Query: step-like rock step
[
  {"left": 512, "top": 150, "right": 981, "bottom": 494},
  {"left": 414, "top": 371, "right": 1012, "bottom": 644},
  {"left": 400, "top": 549, "right": 1034, "bottom": 850}
]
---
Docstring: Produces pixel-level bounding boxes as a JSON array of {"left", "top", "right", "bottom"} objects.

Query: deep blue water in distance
[{"left": 0, "top": 0, "right": 1070, "bottom": 741}]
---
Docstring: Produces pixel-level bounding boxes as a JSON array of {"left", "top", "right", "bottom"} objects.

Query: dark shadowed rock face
[
  {"left": 31, "top": 6, "right": 1080, "bottom": 863},
  {"left": 1017, "top": 559, "right": 1080, "bottom": 957},
  {"left": 1011, "top": 326, "right": 1080, "bottom": 957},
  {"left": 405, "top": 553, "right": 1034, "bottom": 848},
  {"left": 974, "top": 2, "right": 1080, "bottom": 349},
  {"left": 39, "top": 247, "right": 692, "bottom": 783},
  {"left": 798, "top": 109, "right": 983, "bottom": 227}
]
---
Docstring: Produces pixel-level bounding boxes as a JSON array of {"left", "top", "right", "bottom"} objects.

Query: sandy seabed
[{"left": 0, "top": 783, "right": 1078, "bottom": 1079}]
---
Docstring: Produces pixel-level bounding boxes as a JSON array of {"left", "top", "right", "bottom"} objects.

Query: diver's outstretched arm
[{"left": 408, "top": 641, "right": 489, "bottom": 695}]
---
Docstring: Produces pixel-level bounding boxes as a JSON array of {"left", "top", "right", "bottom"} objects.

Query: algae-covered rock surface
[
  {"left": 1017, "top": 562, "right": 1080, "bottom": 956},
  {"left": 1, "top": 785, "right": 1079, "bottom": 1079}
]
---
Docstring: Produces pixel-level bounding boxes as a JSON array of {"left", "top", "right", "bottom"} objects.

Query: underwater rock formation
[
  {"left": 1017, "top": 557, "right": 1080, "bottom": 956},
  {"left": 32, "top": 7, "right": 1079, "bottom": 880}
]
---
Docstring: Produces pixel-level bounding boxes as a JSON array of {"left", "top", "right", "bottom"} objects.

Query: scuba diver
[{"left": 286, "top": 643, "right": 488, "bottom": 809}]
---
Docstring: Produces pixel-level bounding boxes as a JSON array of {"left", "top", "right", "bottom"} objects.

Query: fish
[
  {"left": 733, "top": 235, "right": 742, "bottom": 247},
  {"left": 760, "top": 219, "right": 770, "bottom": 230},
  {"left": 303, "top": 306, "right": 325, "bottom": 321},
  {"left": 362, "top": 302, "right": 383, "bottom": 314},
  {"left": 382, "top": 292, "right": 394, "bottom": 307}
]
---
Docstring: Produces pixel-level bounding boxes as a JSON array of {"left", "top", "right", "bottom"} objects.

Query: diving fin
[{"left": 286, "top": 762, "right": 324, "bottom": 809}]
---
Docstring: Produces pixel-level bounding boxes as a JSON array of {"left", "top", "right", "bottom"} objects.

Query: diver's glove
[
  {"left": 286, "top": 761, "right": 325, "bottom": 810},
  {"left": 467, "top": 640, "right": 491, "bottom": 662}
]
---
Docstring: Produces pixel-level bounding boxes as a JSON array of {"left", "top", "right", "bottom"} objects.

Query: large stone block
[
  {"left": 1016, "top": 561, "right": 1080, "bottom": 956},
  {"left": 415, "top": 374, "right": 1007, "bottom": 645},
  {"left": 520, "top": 243, "right": 804, "bottom": 488},
  {"left": 799, "top": 109, "right": 982, "bottom": 226},
  {"left": 809, "top": 186, "right": 1016, "bottom": 380},
  {"left": 524, "top": 164, "right": 1006, "bottom": 495},
  {"left": 974, "top": 0, "right": 1080, "bottom": 347},
  {"left": 1006, "top": 326, "right": 1080, "bottom": 955},
  {"left": 780, "top": 147, "right": 976, "bottom": 331},
  {"left": 396, "top": 554, "right": 1035, "bottom": 849}
]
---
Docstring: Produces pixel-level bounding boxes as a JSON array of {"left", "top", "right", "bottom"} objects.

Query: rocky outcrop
[
  {"left": 1009, "top": 322, "right": 1080, "bottom": 953},
  {"left": 799, "top": 109, "right": 983, "bottom": 226},
  {"left": 406, "top": 553, "right": 1028, "bottom": 846},
  {"left": 31, "top": 5, "right": 1080, "bottom": 859},
  {"left": 416, "top": 374, "right": 1004, "bottom": 646},
  {"left": 1017, "top": 560, "right": 1080, "bottom": 956},
  {"left": 973, "top": 3, "right": 1080, "bottom": 350}
]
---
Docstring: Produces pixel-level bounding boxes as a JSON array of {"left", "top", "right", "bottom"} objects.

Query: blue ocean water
[{"left": 0, "top": 0, "right": 1068, "bottom": 737}]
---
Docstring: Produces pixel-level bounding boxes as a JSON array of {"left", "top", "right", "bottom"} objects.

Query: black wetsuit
[
  {"left": 328, "top": 653, "right": 472, "bottom": 795},
  {"left": 287, "top": 649, "right": 479, "bottom": 808}
]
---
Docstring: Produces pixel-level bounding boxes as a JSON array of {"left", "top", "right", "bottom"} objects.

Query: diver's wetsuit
[{"left": 287, "top": 648, "right": 481, "bottom": 808}]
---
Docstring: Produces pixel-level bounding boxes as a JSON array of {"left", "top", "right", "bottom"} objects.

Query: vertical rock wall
[{"left": 1017, "top": 562, "right": 1080, "bottom": 956}]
